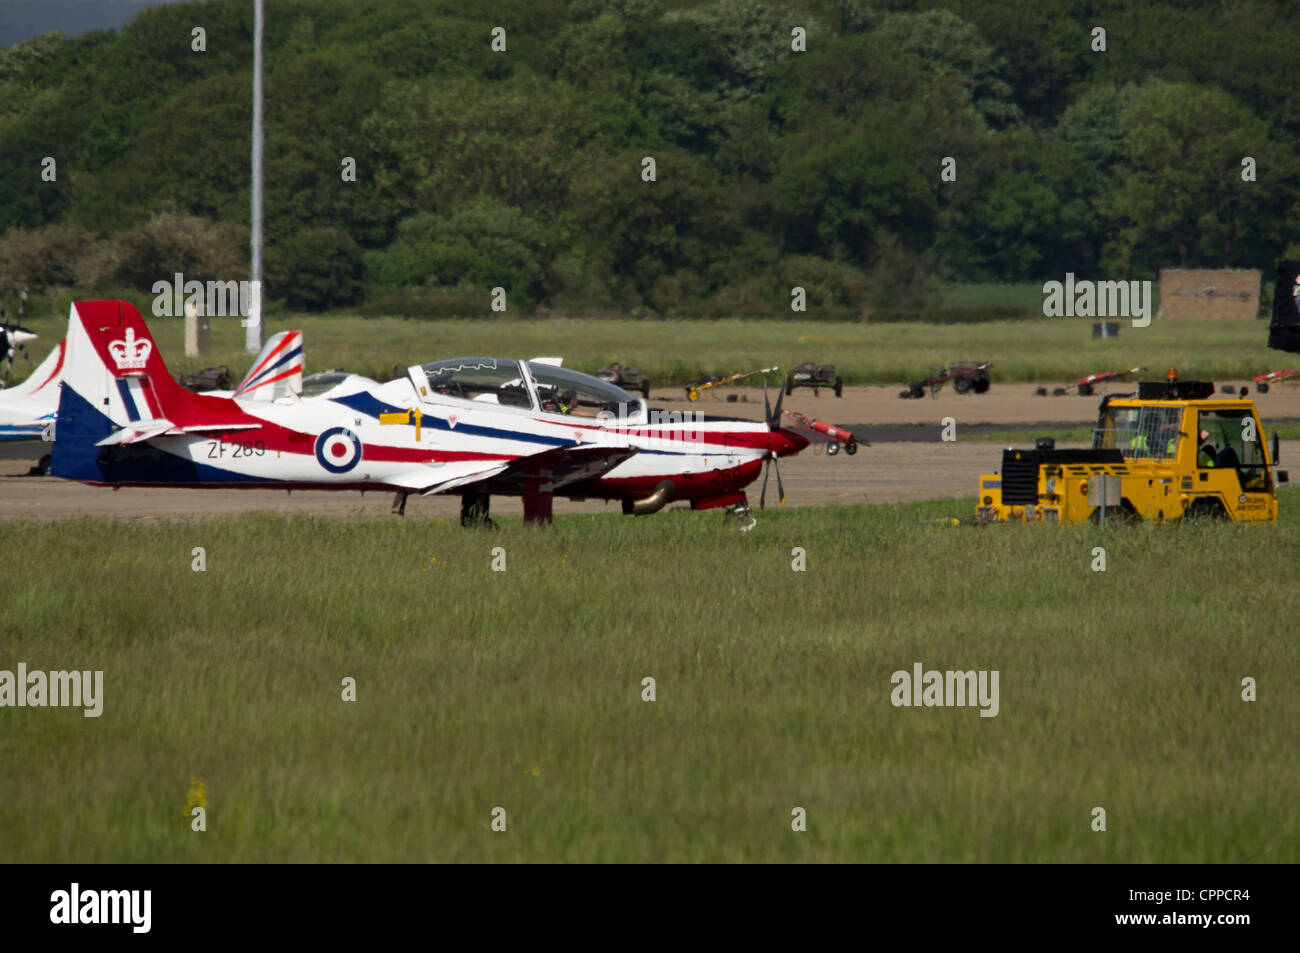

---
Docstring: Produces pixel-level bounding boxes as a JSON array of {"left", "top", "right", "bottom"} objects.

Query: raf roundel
[{"left": 315, "top": 427, "right": 362, "bottom": 473}]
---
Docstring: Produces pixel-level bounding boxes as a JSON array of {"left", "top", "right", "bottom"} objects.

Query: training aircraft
[
  {"left": 0, "top": 332, "right": 61, "bottom": 444},
  {"left": 50, "top": 300, "right": 808, "bottom": 525}
]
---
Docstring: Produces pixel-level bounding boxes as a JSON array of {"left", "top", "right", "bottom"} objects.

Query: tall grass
[{"left": 3, "top": 492, "right": 1297, "bottom": 862}]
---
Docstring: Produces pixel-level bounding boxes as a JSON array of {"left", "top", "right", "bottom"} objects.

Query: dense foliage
[{"left": 1, "top": 0, "right": 1297, "bottom": 313}]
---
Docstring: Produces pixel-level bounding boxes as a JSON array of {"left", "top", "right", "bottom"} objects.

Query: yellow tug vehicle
[{"left": 976, "top": 371, "right": 1289, "bottom": 524}]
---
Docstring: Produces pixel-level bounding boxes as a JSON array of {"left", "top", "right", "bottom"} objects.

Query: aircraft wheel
[
  {"left": 686, "top": 388, "right": 699, "bottom": 401},
  {"left": 460, "top": 492, "right": 495, "bottom": 529},
  {"left": 845, "top": 440, "right": 857, "bottom": 455},
  {"left": 1078, "top": 383, "right": 1094, "bottom": 397},
  {"left": 827, "top": 442, "right": 839, "bottom": 455},
  {"left": 1258, "top": 382, "right": 1269, "bottom": 394},
  {"left": 834, "top": 377, "right": 843, "bottom": 398}
]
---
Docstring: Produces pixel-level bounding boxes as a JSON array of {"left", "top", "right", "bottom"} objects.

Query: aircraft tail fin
[
  {"left": 1268, "top": 260, "right": 1300, "bottom": 353},
  {"left": 50, "top": 300, "right": 248, "bottom": 481},
  {"left": 234, "top": 330, "right": 303, "bottom": 400}
]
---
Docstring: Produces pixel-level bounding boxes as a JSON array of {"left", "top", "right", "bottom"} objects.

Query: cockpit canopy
[
  {"left": 415, "top": 358, "right": 644, "bottom": 422},
  {"left": 421, "top": 358, "right": 532, "bottom": 407}
]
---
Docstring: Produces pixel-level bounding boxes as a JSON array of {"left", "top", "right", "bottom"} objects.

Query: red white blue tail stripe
[
  {"left": 115, "top": 376, "right": 163, "bottom": 422},
  {"left": 234, "top": 330, "right": 303, "bottom": 400}
]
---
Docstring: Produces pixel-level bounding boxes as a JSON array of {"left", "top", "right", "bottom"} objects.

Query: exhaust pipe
[{"left": 627, "top": 479, "right": 676, "bottom": 515}]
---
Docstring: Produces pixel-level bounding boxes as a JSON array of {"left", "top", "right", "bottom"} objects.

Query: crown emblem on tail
[{"left": 108, "top": 327, "right": 151, "bottom": 370}]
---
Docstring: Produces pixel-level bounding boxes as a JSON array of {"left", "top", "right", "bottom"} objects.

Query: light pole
[{"left": 245, "top": 0, "right": 264, "bottom": 353}]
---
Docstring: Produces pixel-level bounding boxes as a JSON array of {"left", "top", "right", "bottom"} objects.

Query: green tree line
[{"left": 0, "top": 0, "right": 1297, "bottom": 314}]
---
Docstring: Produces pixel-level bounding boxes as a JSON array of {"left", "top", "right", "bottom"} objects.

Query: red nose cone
[{"left": 771, "top": 426, "right": 810, "bottom": 457}]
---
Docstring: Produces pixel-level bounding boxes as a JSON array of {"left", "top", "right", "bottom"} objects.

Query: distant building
[{"left": 1157, "top": 268, "right": 1260, "bottom": 319}]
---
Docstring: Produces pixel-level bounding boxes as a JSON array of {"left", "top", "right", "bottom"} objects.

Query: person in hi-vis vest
[
  {"left": 1197, "top": 429, "right": 1216, "bottom": 467},
  {"left": 1130, "top": 429, "right": 1177, "bottom": 457}
]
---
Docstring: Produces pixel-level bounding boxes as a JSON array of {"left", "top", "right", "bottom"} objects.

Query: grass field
[
  {"left": 9, "top": 309, "right": 1281, "bottom": 389},
  {"left": 942, "top": 281, "right": 1078, "bottom": 311},
  {"left": 3, "top": 492, "right": 1297, "bottom": 862}
]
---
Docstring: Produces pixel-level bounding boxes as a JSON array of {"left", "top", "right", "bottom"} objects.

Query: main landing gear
[
  {"left": 460, "top": 491, "right": 496, "bottom": 529},
  {"left": 724, "top": 500, "right": 757, "bottom": 532}
]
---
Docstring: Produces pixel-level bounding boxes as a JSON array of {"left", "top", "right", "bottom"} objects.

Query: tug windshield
[{"left": 1094, "top": 405, "right": 1181, "bottom": 461}]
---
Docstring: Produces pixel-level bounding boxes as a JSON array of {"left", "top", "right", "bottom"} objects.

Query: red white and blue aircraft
[{"left": 50, "top": 301, "right": 808, "bottom": 525}]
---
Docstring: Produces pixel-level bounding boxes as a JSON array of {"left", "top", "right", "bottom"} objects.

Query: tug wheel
[
  {"left": 1089, "top": 502, "right": 1138, "bottom": 524},
  {"left": 1185, "top": 498, "right": 1228, "bottom": 520}
]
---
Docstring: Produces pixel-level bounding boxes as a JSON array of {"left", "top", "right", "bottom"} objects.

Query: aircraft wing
[
  {"left": 389, "top": 461, "right": 511, "bottom": 494},
  {"left": 473, "top": 444, "right": 639, "bottom": 493},
  {"left": 406, "top": 444, "right": 638, "bottom": 496}
]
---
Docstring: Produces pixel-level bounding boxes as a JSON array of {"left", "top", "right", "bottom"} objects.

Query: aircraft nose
[{"left": 771, "top": 426, "right": 809, "bottom": 457}]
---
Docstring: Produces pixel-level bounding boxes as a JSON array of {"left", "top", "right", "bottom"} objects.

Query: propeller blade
[
  {"left": 764, "top": 374, "right": 771, "bottom": 428},
  {"left": 770, "top": 384, "right": 785, "bottom": 430},
  {"left": 775, "top": 456, "right": 785, "bottom": 507},
  {"left": 760, "top": 456, "right": 770, "bottom": 509}
]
